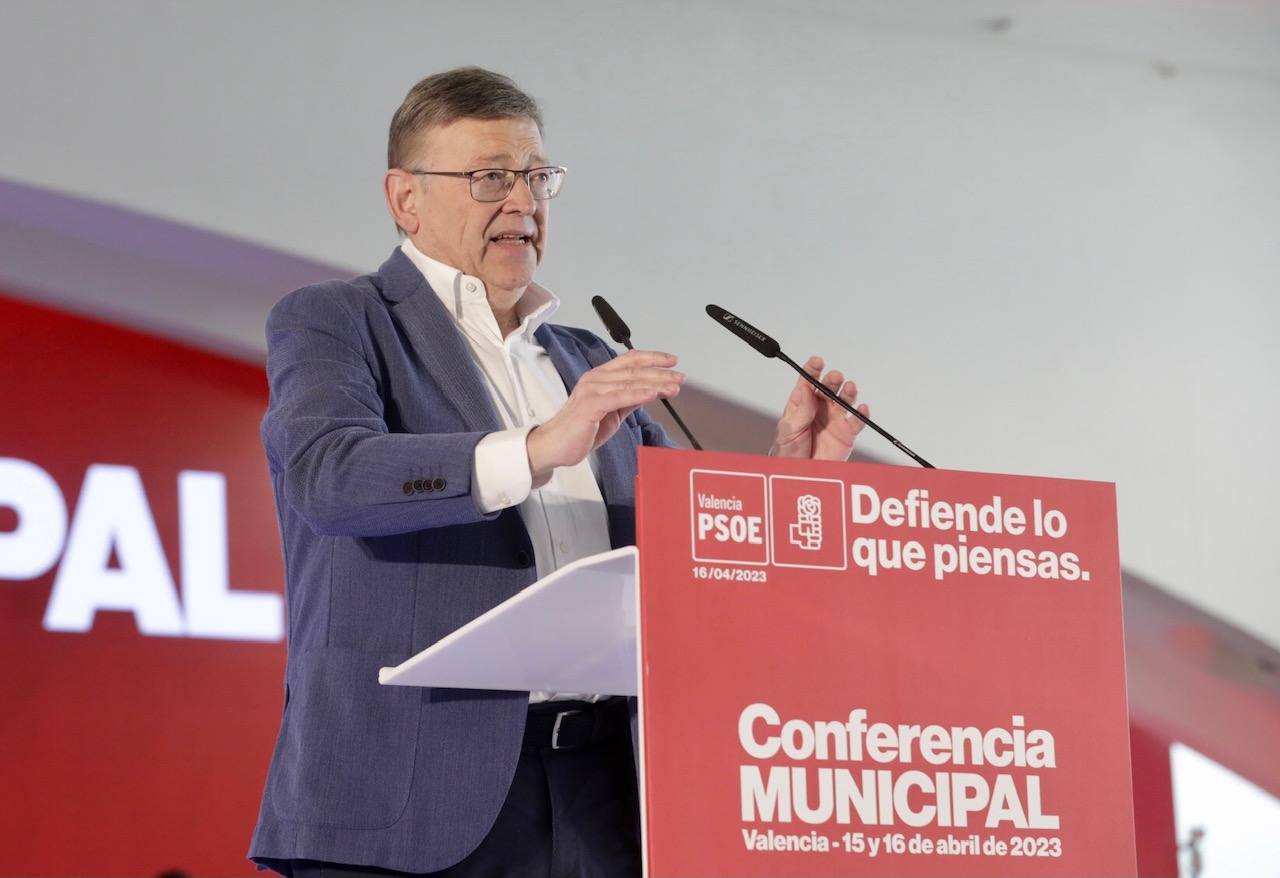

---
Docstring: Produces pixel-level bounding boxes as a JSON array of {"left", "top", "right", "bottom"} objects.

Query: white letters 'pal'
[
  {"left": 0, "top": 457, "right": 67, "bottom": 579},
  {"left": 43, "top": 464, "right": 185, "bottom": 635},
  {"left": 179, "top": 471, "right": 282, "bottom": 641}
]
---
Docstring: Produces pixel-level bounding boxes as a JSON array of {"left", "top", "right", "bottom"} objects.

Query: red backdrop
[{"left": 0, "top": 293, "right": 284, "bottom": 876}]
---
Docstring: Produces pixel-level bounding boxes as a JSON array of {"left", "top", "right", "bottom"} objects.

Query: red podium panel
[{"left": 636, "top": 448, "right": 1135, "bottom": 877}]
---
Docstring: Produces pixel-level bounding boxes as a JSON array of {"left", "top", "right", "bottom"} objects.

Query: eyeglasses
[{"left": 409, "top": 166, "right": 566, "bottom": 202}]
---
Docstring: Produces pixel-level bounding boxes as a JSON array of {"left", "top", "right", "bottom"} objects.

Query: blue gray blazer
[{"left": 249, "top": 248, "right": 670, "bottom": 873}]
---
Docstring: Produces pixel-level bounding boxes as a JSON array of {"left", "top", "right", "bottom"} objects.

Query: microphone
[
  {"left": 706, "top": 304, "right": 779, "bottom": 358},
  {"left": 591, "top": 296, "right": 703, "bottom": 451},
  {"left": 591, "top": 295, "right": 632, "bottom": 347},
  {"left": 705, "top": 304, "right": 934, "bottom": 468}
]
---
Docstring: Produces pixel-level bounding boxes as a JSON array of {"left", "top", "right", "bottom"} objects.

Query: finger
[
  {"left": 842, "top": 402, "right": 870, "bottom": 432},
  {"left": 774, "top": 355, "right": 832, "bottom": 446},
  {"left": 583, "top": 366, "right": 685, "bottom": 388},
  {"left": 591, "top": 388, "right": 674, "bottom": 450},
  {"left": 576, "top": 379, "right": 682, "bottom": 409},
  {"left": 778, "top": 381, "right": 815, "bottom": 433},
  {"left": 596, "top": 349, "right": 678, "bottom": 371},
  {"left": 783, "top": 356, "right": 824, "bottom": 412},
  {"left": 815, "top": 369, "right": 844, "bottom": 397},
  {"left": 831, "top": 379, "right": 858, "bottom": 412},
  {"left": 584, "top": 383, "right": 679, "bottom": 418},
  {"left": 794, "top": 356, "right": 823, "bottom": 387}
]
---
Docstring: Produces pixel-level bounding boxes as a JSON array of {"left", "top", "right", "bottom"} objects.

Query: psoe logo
[
  {"left": 770, "top": 476, "right": 847, "bottom": 570},
  {"left": 689, "top": 469, "right": 769, "bottom": 566},
  {"left": 788, "top": 494, "right": 824, "bottom": 550}
]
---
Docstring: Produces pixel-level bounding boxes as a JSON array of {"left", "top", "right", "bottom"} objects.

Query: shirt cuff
[{"left": 472, "top": 426, "right": 548, "bottom": 513}]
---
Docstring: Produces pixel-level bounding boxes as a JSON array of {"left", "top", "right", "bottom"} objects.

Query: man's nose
[{"left": 502, "top": 174, "right": 537, "bottom": 213}]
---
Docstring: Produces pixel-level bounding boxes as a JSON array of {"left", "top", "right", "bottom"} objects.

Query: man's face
[{"left": 409, "top": 116, "right": 548, "bottom": 295}]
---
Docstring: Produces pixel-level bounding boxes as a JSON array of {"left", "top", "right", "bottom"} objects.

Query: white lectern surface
[{"left": 378, "top": 546, "right": 639, "bottom": 695}]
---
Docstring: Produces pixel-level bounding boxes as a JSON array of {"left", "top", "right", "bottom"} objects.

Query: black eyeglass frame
[{"left": 408, "top": 166, "right": 567, "bottom": 202}]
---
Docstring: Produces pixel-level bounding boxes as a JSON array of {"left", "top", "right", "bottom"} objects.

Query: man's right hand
[{"left": 526, "top": 350, "right": 683, "bottom": 478}]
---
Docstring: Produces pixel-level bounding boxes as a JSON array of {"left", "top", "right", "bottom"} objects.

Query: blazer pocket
[{"left": 270, "top": 647, "right": 418, "bottom": 830}]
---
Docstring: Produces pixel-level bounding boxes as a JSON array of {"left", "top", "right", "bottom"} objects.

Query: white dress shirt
[{"left": 400, "top": 240, "right": 613, "bottom": 702}]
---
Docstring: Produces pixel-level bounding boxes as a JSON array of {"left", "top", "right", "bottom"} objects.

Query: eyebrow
[{"left": 472, "top": 153, "right": 550, "bottom": 167}]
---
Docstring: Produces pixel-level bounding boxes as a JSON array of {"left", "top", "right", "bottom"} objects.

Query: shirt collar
[{"left": 399, "top": 239, "right": 559, "bottom": 339}]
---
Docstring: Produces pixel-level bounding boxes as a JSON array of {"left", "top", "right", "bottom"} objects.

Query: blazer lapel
[
  {"left": 536, "top": 323, "right": 595, "bottom": 391},
  {"left": 378, "top": 249, "right": 503, "bottom": 433}
]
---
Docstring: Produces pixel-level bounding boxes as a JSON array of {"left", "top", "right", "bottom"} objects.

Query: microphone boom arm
[
  {"left": 592, "top": 295, "right": 704, "bottom": 451},
  {"left": 774, "top": 350, "right": 934, "bottom": 468},
  {"left": 706, "top": 303, "right": 934, "bottom": 468}
]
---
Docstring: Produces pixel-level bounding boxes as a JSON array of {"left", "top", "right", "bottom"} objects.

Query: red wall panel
[
  {"left": 1129, "top": 725, "right": 1178, "bottom": 878},
  {"left": 0, "top": 293, "right": 284, "bottom": 876}
]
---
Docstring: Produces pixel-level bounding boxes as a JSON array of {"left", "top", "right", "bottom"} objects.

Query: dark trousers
[{"left": 290, "top": 699, "right": 641, "bottom": 878}]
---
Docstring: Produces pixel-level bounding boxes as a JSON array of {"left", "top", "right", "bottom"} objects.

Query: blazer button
[
  {"left": 516, "top": 550, "right": 532, "bottom": 567},
  {"left": 413, "top": 479, "right": 425, "bottom": 492},
  {"left": 402, "top": 481, "right": 414, "bottom": 495},
  {"left": 432, "top": 477, "right": 446, "bottom": 491},
  {"left": 423, "top": 480, "right": 435, "bottom": 493}
]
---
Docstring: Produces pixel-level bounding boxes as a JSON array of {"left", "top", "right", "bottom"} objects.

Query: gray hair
[{"left": 387, "top": 67, "right": 543, "bottom": 169}]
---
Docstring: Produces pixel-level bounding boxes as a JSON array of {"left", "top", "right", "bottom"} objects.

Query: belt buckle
[{"left": 551, "top": 709, "right": 583, "bottom": 750}]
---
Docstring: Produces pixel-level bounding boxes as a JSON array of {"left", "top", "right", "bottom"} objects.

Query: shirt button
[
  {"left": 465, "top": 282, "right": 476, "bottom": 292},
  {"left": 527, "top": 407, "right": 536, "bottom": 417}
]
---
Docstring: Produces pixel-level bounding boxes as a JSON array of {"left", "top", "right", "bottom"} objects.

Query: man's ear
[{"left": 384, "top": 169, "right": 420, "bottom": 235}]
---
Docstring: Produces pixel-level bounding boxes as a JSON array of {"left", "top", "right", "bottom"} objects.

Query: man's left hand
[{"left": 772, "top": 355, "right": 868, "bottom": 461}]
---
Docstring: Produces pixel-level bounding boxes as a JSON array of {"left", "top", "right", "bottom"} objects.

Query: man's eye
[
  {"left": 530, "top": 170, "right": 550, "bottom": 185},
  {"left": 478, "top": 171, "right": 506, "bottom": 184}
]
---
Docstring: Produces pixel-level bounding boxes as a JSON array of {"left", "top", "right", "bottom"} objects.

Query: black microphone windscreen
[
  {"left": 705, "top": 304, "right": 780, "bottom": 358},
  {"left": 591, "top": 295, "right": 631, "bottom": 345}
]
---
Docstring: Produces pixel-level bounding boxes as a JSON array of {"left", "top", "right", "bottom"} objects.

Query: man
[{"left": 249, "top": 67, "right": 868, "bottom": 877}]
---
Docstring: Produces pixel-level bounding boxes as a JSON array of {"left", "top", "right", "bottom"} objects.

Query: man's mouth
[{"left": 490, "top": 233, "right": 534, "bottom": 246}]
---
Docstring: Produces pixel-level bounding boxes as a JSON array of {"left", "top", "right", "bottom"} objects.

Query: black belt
[{"left": 522, "top": 697, "right": 627, "bottom": 752}]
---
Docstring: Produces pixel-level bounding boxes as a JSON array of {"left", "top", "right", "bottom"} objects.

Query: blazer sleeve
[{"left": 261, "top": 284, "right": 501, "bottom": 537}]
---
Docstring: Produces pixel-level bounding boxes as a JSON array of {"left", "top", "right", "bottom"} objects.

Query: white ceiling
[{"left": 2, "top": 0, "right": 1278, "bottom": 647}]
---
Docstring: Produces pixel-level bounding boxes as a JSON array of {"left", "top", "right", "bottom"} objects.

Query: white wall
[
  {"left": 3, "top": 0, "right": 1278, "bottom": 646},
  {"left": 1172, "top": 742, "right": 1280, "bottom": 876}
]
